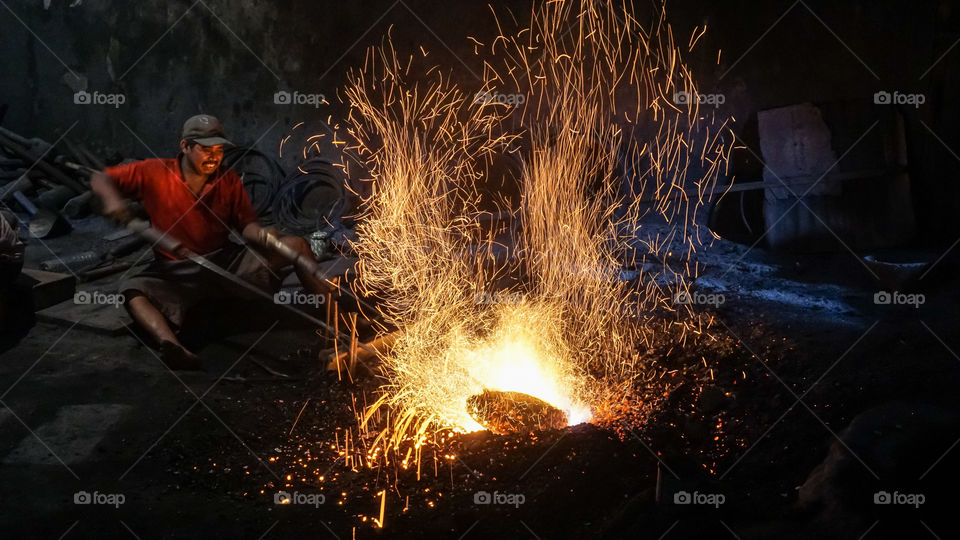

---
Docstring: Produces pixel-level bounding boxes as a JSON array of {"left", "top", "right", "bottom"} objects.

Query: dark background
[
  {"left": 2, "top": 2, "right": 960, "bottom": 539},
  {"left": 2, "top": 0, "right": 959, "bottom": 240}
]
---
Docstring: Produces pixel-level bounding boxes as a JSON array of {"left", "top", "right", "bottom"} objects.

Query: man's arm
[
  {"left": 230, "top": 171, "right": 275, "bottom": 248},
  {"left": 90, "top": 171, "right": 133, "bottom": 223},
  {"left": 241, "top": 222, "right": 275, "bottom": 247}
]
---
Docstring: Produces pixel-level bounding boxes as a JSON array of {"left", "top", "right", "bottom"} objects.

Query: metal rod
[{"left": 126, "top": 218, "right": 380, "bottom": 357}]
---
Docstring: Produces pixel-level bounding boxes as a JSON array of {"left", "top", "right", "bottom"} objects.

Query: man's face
[{"left": 181, "top": 141, "right": 224, "bottom": 175}]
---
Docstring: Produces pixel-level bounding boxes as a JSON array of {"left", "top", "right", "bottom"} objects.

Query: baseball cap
[{"left": 181, "top": 114, "right": 234, "bottom": 146}]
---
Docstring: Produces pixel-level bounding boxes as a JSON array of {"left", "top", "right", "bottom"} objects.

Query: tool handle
[
  {"left": 108, "top": 235, "right": 147, "bottom": 258},
  {"left": 127, "top": 218, "right": 183, "bottom": 254},
  {"left": 57, "top": 158, "right": 96, "bottom": 175},
  {"left": 259, "top": 231, "right": 391, "bottom": 325},
  {"left": 260, "top": 232, "right": 323, "bottom": 277},
  {"left": 11, "top": 191, "right": 38, "bottom": 216},
  {"left": 39, "top": 250, "right": 100, "bottom": 272},
  {"left": 79, "top": 261, "right": 133, "bottom": 283},
  {"left": 0, "top": 132, "right": 86, "bottom": 193}
]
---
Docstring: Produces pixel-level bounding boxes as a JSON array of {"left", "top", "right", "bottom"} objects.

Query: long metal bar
[{"left": 126, "top": 219, "right": 379, "bottom": 356}]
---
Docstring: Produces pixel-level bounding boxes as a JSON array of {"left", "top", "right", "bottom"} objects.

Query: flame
[
  {"left": 446, "top": 303, "right": 593, "bottom": 432},
  {"left": 339, "top": 0, "right": 732, "bottom": 464}
]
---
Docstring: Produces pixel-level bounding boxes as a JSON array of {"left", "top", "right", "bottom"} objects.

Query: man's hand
[
  {"left": 242, "top": 223, "right": 280, "bottom": 250},
  {"left": 90, "top": 171, "right": 133, "bottom": 224},
  {"left": 102, "top": 197, "right": 133, "bottom": 224},
  {"left": 257, "top": 227, "right": 280, "bottom": 248}
]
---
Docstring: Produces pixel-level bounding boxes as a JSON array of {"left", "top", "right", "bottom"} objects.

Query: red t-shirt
[{"left": 106, "top": 157, "right": 258, "bottom": 260}]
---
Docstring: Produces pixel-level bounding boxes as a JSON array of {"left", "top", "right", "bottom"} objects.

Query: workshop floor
[{"left": 1, "top": 229, "right": 959, "bottom": 539}]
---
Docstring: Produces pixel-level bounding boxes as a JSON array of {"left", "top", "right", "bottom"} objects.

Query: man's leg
[
  {"left": 125, "top": 292, "right": 201, "bottom": 369},
  {"left": 126, "top": 293, "right": 178, "bottom": 344}
]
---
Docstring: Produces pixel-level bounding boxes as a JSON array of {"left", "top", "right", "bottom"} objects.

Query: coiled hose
[
  {"left": 222, "top": 146, "right": 285, "bottom": 216},
  {"left": 272, "top": 156, "right": 347, "bottom": 235}
]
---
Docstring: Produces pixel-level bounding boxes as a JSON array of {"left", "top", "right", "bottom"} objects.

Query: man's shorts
[{"left": 120, "top": 243, "right": 290, "bottom": 328}]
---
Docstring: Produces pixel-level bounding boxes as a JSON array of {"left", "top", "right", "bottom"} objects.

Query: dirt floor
[{"left": 1, "top": 220, "right": 959, "bottom": 539}]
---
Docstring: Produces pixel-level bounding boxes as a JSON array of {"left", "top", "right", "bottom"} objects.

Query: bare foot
[{"left": 159, "top": 340, "right": 203, "bottom": 371}]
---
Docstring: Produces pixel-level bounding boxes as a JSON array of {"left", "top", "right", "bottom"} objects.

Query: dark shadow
[{"left": 0, "top": 273, "right": 35, "bottom": 354}]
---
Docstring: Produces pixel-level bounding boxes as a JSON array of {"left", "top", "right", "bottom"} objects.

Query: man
[{"left": 91, "top": 114, "right": 329, "bottom": 369}]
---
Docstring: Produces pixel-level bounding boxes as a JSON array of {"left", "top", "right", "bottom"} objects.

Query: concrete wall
[
  {"left": 0, "top": 0, "right": 509, "bottom": 167},
  {"left": 1, "top": 0, "right": 957, "bottom": 237}
]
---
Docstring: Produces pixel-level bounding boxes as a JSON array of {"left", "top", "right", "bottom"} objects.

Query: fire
[
  {"left": 444, "top": 303, "right": 592, "bottom": 432},
  {"left": 339, "top": 0, "right": 732, "bottom": 465}
]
